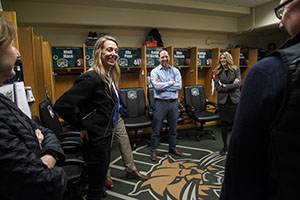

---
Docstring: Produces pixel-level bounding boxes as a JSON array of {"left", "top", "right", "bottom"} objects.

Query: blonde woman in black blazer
[
  {"left": 215, "top": 51, "right": 241, "bottom": 156},
  {"left": 55, "top": 36, "right": 120, "bottom": 200}
]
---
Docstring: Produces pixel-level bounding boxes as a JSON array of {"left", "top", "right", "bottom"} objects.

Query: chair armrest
[
  {"left": 60, "top": 140, "right": 81, "bottom": 148},
  {"left": 147, "top": 105, "right": 154, "bottom": 119},
  {"left": 206, "top": 101, "right": 219, "bottom": 113},
  {"left": 178, "top": 103, "right": 184, "bottom": 116},
  {"left": 62, "top": 158, "right": 86, "bottom": 167},
  {"left": 184, "top": 103, "right": 195, "bottom": 117},
  {"left": 59, "top": 158, "right": 87, "bottom": 182},
  {"left": 60, "top": 141, "right": 82, "bottom": 155},
  {"left": 206, "top": 101, "right": 218, "bottom": 108},
  {"left": 57, "top": 131, "right": 81, "bottom": 139}
]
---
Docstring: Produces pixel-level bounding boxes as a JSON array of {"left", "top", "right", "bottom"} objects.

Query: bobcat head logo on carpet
[{"left": 129, "top": 153, "right": 224, "bottom": 200}]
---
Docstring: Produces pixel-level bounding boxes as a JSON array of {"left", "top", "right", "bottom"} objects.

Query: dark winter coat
[
  {"left": 220, "top": 31, "right": 300, "bottom": 200},
  {"left": 0, "top": 93, "right": 67, "bottom": 200}
]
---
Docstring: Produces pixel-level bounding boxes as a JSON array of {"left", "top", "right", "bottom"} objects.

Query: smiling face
[
  {"left": 0, "top": 16, "right": 20, "bottom": 84},
  {"left": 220, "top": 54, "right": 228, "bottom": 67},
  {"left": 159, "top": 50, "right": 170, "bottom": 68},
  {"left": 0, "top": 42, "right": 20, "bottom": 84},
  {"left": 101, "top": 40, "right": 119, "bottom": 73}
]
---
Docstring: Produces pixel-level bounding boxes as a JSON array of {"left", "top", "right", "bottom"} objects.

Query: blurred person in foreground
[
  {"left": 0, "top": 15, "right": 67, "bottom": 200},
  {"left": 220, "top": 0, "right": 300, "bottom": 199}
]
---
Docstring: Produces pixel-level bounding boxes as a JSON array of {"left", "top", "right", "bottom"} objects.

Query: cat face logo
[
  {"left": 130, "top": 153, "right": 224, "bottom": 200},
  {"left": 191, "top": 88, "right": 199, "bottom": 96},
  {"left": 127, "top": 91, "right": 137, "bottom": 99}
]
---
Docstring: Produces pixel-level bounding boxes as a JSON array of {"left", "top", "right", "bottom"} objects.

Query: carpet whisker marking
[
  {"left": 161, "top": 143, "right": 213, "bottom": 153},
  {"left": 157, "top": 148, "right": 192, "bottom": 156},
  {"left": 106, "top": 190, "right": 139, "bottom": 200},
  {"left": 111, "top": 176, "right": 139, "bottom": 185},
  {"left": 111, "top": 164, "right": 125, "bottom": 171},
  {"left": 133, "top": 151, "right": 165, "bottom": 160},
  {"left": 133, "top": 159, "right": 155, "bottom": 166}
]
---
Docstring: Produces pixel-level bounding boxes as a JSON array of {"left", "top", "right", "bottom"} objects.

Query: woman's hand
[
  {"left": 80, "top": 130, "right": 89, "bottom": 143},
  {"left": 218, "top": 80, "right": 222, "bottom": 86},
  {"left": 35, "top": 129, "right": 44, "bottom": 149},
  {"left": 234, "top": 78, "right": 240, "bottom": 84},
  {"left": 218, "top": 80, "right": 226, "bottom": 88}
]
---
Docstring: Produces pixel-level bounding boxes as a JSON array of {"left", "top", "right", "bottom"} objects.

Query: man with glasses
[{"left": 220, "top": 0, "right": 300, "bottom": 200}]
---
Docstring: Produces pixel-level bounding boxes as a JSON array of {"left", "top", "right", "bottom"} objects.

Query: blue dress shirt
[{"left": 150, "top": 64, "right": 182, "bottom": 100}]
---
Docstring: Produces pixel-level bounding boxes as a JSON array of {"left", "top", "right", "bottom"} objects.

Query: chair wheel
[
  {"left": 208, "top": 131, "right": 216, "bottom": 140},
  {"left": 132, "top": 142, "right": 137, "bottom": 150}
]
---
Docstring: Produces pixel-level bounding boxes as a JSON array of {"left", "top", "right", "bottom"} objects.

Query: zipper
[
  {"left": 82, "top": 109, "right": 97, "bottom": 120},
  {"left": 105, "top": 85, "right": 115, "bottom": 104},
  {"left": 103, "top": 84, "right": 115, "bottom": 136},
  {"left": 103, "top": 105, "right": 115, "bottom": 137}
]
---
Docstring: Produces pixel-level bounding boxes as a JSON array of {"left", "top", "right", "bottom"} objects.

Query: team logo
[
  {"left": 129, "top": 153, "right": 224, "bottom": 200},
  {"left": 119, "top": 58, "right": 128, "bottom": 67},
  {"left": 191, "top": 88, "right": 199, "bottom": 96},
  {"left": 127, "top": 91, "right": 137, "bottom": 99},
  {"left": 57, "top": 58, "right": 68, "bottom": 68}
]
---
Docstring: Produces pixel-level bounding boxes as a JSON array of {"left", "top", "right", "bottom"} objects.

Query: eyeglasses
[{"left": 274, "top": 0, "right": 293, "bottom": 19}]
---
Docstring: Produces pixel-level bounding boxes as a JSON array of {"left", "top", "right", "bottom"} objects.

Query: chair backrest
[
  {"left": 39, "top": 100, "right": 62, "bottom": 134},
  {"left": 184, "top": 85, "right": 207, "bottom": 112},
  {"left": 120, "top": 87, "right": 147, "bottom": 118}
]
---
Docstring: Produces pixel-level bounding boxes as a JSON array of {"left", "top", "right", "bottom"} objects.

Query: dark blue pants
[{"left": 150, "top": 99, "right": 178, "bottom": 152}]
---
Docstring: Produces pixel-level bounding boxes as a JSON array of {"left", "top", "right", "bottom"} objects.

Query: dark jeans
[
  {"left": 150, "top": 99, "right": 178, "bottom": 152},
  {"left": 83, "top": 133, "right": 112, "bottom": 200}
]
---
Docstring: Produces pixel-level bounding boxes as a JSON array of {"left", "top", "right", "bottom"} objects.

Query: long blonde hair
[
  {"left": 89, "top": 35, "right": 121, "bottom": 85},
  {"left": 215, "top": 51, "right": 237, "bottom": 74},
  {"left": 0, "top": 16, "right": 16, "bottom": 49}
]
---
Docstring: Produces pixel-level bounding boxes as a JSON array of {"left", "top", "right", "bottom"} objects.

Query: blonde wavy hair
[
  {"left": 89, "top": 35, "right": 121, "bottom": 85},
  {"left": 215, "top": 51, "right": 237, "bottom": 74},
  {"left": 0, "top": 16, "right": 16, "bottom": 49}
]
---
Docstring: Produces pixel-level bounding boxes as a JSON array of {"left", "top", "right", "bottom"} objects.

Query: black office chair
[
  {"left": 147, "top": 87, "right": 184, "bottom": 141},
  {"left": 184, "top": 85, "right": 220, "bottom": 141},
  {"left": 37, "top": 102, "right": 87, "bottom": 198},
  {"left": 120, "top": 87, "right": 152, "bottom": 150},
  {"left": 32, "top": 113, "right": 81, "bottom": 157},
  {"left": 60, "top": 158, "right": 87, "bottom": 199},
  {"left": 39, "top": 100, "right": 81, "bottom": 143}
]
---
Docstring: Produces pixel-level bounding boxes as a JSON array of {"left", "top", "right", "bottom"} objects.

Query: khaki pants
[{"left": 107, "top": 115, "right": 136, "bottom": 177}]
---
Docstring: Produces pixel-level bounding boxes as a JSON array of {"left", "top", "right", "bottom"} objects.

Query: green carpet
[{"left": 106, "top": 125, "right": 227, "bottom": 200}]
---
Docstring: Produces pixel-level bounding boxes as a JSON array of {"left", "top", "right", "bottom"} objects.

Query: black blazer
[
  {"left": 54, "top": 70, "right": 116, "bottom": 145},
  {"left": 215, "top": 66, "right": 241, "bottom": 104}
]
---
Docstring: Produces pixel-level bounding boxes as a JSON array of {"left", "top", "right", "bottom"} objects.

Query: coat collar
[{"left": 0, "top": 94, "right": 34, "bottom": 135}]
